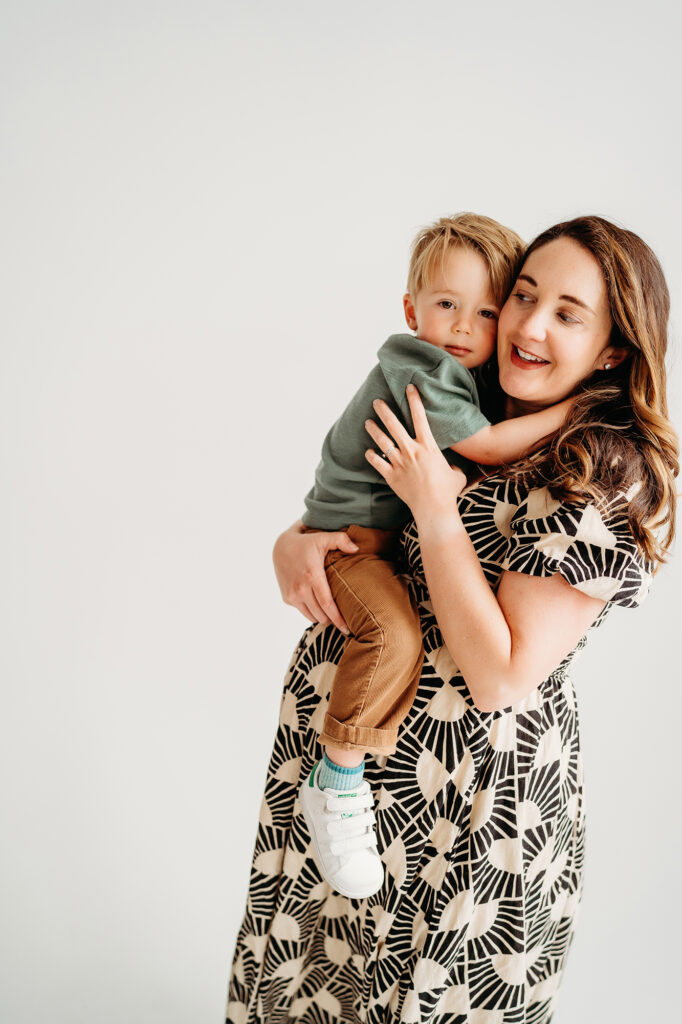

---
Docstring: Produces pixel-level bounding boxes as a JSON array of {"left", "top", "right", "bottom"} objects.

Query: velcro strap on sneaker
[
  {"left": 327, "top": 810, "right": 376, "bottom": 840},
  {"left": 330, "top": 831, "right": 378, "bottom": 856},
  {"left": 326, "top": 791, "right": 373, "bottom": 814}
]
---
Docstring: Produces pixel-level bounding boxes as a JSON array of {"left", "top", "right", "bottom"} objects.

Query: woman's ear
[
  {"left": 403, "top": 292, "right": 418, "bottom": 331},
  {"left": 599, "top": 346, "right": 629, "bottom": 372}
]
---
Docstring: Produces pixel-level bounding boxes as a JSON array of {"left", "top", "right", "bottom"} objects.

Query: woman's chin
[
  {"left": 498, "top": 370, "right": 557, "bottom": 414},
  {"left": 498, "top": 366, "right": 541, "bottom": 402}
]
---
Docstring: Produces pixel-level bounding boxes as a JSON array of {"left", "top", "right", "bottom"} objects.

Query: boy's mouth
[{"left": 445, "top": 344, "right": 472, "bottom": 357}]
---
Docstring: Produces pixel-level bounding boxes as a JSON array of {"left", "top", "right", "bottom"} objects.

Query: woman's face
[{"left": 497, "top": 237, "right": 616, "bottom": 413}]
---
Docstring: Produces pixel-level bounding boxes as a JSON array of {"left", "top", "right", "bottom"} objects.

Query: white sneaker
[{"left": 299, "top": 761, "right": 384, "bottom": 899}]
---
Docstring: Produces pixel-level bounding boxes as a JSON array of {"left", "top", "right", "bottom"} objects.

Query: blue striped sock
[{"left": 317, "top": 751, "right": 364, "bottom": 792}]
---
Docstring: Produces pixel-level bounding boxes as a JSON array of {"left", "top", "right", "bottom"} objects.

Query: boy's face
[{"left": 403, "top": 246, "right": 499, "bottom": 369}]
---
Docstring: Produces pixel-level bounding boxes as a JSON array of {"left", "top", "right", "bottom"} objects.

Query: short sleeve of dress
[{"left": 503, "top": 484, "right": 652, "bottom": 608}]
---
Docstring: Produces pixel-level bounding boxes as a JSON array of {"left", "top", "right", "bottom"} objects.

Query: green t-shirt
[{"left": 302, "top": 333, "right": 491, "bottom": 530}]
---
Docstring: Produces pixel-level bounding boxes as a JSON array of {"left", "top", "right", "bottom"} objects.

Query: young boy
[{"left": 298, "top": 214, "right": 571, "bottom": 899}]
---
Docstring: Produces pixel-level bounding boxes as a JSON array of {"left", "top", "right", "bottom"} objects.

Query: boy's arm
[{"left": 451, "top": 397, "right": 573, "bottom": 465}]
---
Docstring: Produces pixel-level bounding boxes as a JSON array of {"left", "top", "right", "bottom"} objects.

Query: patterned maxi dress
[{"left": 226, "top": 473, "right": 650, "bottom": 1024}]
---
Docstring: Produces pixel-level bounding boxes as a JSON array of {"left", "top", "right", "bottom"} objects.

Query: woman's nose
[{"left": 517, "top": 307, "right": 548, "bottom": 343}]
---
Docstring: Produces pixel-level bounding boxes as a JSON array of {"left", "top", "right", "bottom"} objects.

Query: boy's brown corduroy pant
[{"left": 303, "top": 524, "right": 424, "bottom": 757}]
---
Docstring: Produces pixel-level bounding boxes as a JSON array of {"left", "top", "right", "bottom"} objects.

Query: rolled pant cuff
[{"left": 319, "top": 714, "right": 398, "bottom": 757}]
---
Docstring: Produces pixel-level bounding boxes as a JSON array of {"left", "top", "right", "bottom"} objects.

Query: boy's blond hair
[{"left": 407, "top": 213, "right": 525, "bottom": 307}]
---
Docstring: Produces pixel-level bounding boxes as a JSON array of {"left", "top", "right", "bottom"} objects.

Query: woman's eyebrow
[
  {"left": 518, "top": 273, "right": 595, "bottom": 314},
  {"left": 559, "top": 293, "right": 594, "bottom": 314}
]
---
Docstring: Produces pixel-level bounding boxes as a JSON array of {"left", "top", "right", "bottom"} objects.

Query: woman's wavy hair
[{"left": 501, "top": 215, "right": 679, "bottom": 566}]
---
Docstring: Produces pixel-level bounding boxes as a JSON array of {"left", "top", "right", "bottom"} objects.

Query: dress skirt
[{"left": 226, "top": 474, "right": 649, "bottom": 1024}]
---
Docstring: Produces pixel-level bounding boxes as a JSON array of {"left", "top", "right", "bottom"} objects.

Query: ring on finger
[{"left": 383, "top": 442, "right": 398, "bottom": 459}]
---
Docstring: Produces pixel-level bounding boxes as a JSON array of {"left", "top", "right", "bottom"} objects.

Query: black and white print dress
[{"left": 226, "top": 474, "right": 650, "bottom": 1024}]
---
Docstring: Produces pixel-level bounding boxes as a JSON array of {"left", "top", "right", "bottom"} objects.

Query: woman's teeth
[{"left": 515, "top": 346, "right": 547, "bottom": 364}]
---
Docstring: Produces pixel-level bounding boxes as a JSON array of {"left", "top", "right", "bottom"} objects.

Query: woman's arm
[
  {"left": 272, "top": 521, "right": 358, "bottom": 633},
  {"left": 417, "top": 516, "right": 604, "bottom": 710},
  {"left": 365, "top": 387, "right": 605, "bottom": 712}
]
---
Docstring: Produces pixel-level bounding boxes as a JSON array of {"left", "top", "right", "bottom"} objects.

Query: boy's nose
[{"left": 452, "top": 313, "right": 472, "bottom": 334}]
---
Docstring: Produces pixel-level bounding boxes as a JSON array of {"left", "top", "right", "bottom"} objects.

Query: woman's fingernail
[{"left": 407, "top": 384, "right": 416, "bottom": 393}]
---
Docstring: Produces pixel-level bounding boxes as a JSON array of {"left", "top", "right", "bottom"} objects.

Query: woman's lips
[{"left": 510, "top": 344, "right": 550, "bottom": 369}]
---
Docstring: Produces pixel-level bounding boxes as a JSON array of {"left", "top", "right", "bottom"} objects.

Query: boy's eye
[
  {"left": 438, "top": 300, "right": 455, "bottom": 309},
  {"left": 479, "top": 310, "right": 497, "bottom": 320}
]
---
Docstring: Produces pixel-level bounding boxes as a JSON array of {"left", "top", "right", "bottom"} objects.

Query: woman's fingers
[
  {"left": 300, "top": 559, "right": 350, "bottom": 633},
  {"left": 272, "top": 523, "right": 351, "bottom": 633},
  {"left": 365, "top": 448, "right": 391, "bottom": 480},
  {"left": 302, "top": 596, "right": 331, "bottom": 626},
  {"left": 291, "top": 577, "right": 348, "bottom": 633},
  {"left": 371, "top": 398, "right": 414, "bottom": 449},
  {"left": 366, "top": 389, "right": 433, "bottom": 453},
  {"left": 314, "top": 586, "right": 350, "bottom": 635},
  {"left": 405, "top": 384, "right": 434, "bottom": 444},
  {"left": 300, "top": 602, "right": 322, "bottom": 625},
  {"left": 364, "top": 418, "right": 402, "bottom": 459},
  {"left": 325, "top": 531, "right": 360, "bottom": 556},
  {"left": 306, "top": 575, "right": 349, "bottom": 633}
]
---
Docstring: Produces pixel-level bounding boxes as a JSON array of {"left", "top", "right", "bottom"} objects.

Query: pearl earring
[{"left": 604, "top": 362, "right": 612, "bottom": 370}]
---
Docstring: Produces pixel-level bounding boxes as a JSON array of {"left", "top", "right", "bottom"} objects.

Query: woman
[{"left": 226, "top": 217, "right": 678, "bottom": 1023}]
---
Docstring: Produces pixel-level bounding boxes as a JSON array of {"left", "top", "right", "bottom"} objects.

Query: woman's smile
[{"left": 510, "top": 344, "right": 551, "bottom": 367}]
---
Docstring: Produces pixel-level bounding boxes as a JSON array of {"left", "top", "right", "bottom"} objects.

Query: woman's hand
[
  {"left": 272, "top": 521, "right": 358, "bottom": 633},
  {"left": 365, "top": 385, "right": 467, "bottom": 529}
]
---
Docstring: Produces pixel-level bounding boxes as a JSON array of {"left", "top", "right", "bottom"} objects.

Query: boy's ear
[{"left": 403, "top": 292, "right": 418, "bottom": 331}]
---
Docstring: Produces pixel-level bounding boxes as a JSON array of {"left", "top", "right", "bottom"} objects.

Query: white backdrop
[{"left": 2, "top": 2, "right": 681, "bottom": 1022}]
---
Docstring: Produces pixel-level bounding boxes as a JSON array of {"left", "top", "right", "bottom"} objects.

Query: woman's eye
[
  {"left": 513, "top": 291, "right": 532, "bottom": 303},
  {"left": 558, "top": 311, "right": 580, "bottom": 325},
  {"left": 479, "top": 310, "right": 497, "bottom": 320}
]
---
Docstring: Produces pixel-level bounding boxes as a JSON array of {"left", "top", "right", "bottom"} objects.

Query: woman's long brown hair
[{"left": 505, "top": 216, "right": 679, "bottom": 567}]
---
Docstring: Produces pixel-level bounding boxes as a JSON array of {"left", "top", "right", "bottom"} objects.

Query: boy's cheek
[{"left": 481, "top": 335, "right": 497, "bottom": 363}]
